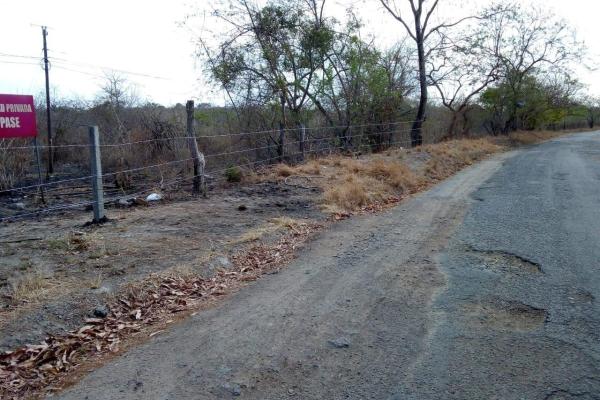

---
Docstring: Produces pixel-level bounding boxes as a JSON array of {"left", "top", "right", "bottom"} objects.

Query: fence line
[
  {"left": 0, "top": 131, "right": 415, "bottom": 222},
  {"left": 0, "top": 119, "right": 422, "bottom": 151},
  {"left": 0, "top": 136, "right": 415, "bottom": 222},
  {"left": 1, "top": 126, "right": 414, "bottom": 195}
]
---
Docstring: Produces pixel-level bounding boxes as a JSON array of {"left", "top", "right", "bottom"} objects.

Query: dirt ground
[{"left": 0, "top": 181, "right": 323, "bottom": 352}]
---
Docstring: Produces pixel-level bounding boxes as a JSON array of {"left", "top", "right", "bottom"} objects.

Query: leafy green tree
[
  {"left": 199, "top": 0, "right": 335, "bottom": 128},
  {"left": 481, "top": 73, "right": 581, "bottom": 132},
  {"left": 316, "top": 14, "right": 415, "bottom": 148}
]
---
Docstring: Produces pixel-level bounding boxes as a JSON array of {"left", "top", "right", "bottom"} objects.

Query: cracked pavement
[
  {"left": 57, "top": 132, "right": 600, "bottom": 399},
  {"left": 396, "top": 131, "right": 600, "bottom": 399}
]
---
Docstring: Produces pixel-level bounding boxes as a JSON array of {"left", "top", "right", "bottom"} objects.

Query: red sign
[{"left": 0, "top": 94, "right": 38, "bottom": 138}]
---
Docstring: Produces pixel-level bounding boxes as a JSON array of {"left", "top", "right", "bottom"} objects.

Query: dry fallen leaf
[{"left": 0, "top": 221, "right": 322, "bottom": 399}]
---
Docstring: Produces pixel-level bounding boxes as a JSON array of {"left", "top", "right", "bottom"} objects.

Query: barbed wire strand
[
  {"left": 0, "top": 135, "right": 414, "bottom": 222},
  {"left": 1, "top": 120, "right": 423, "bottom": 151}
]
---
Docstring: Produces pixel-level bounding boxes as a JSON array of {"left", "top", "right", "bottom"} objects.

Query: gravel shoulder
[{"left": 56, "top": 148, "right": 513, "bottom": 399}]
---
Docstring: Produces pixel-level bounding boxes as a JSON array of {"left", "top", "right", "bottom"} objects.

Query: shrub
[
  {"left": 225, "top": 165, "right": 243, "bottom": 183},
  {"left": 0, "top": 141, "right": 30, "bottom": 191}
]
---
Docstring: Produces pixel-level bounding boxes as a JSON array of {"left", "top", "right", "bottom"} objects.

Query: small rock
[
  {"left": 10, "top": 202, "right": 26, "bottom": 210},
  {"left": 92, "top": 286, "right": 112, "bottom": 295},
  {"left": 116, "top": 198, "right": 131, "bottom": 208},
  {"left": 223, "top": 383, "right": 241, "bottom": 397},
  {"left": 216, "top": 256, "right": 232, "bottom": 268},
  {"left": 238, "top": 204, "right": 248, "bottom": 211},
  {"left": 93, "top": 305, "right": 109, "bottom": 318},
  {"left": 328, "top": 337, "right": 350, "bottom": 348},
  {"left": 146, "top": 193, "right": 162, "bottom": 202}
]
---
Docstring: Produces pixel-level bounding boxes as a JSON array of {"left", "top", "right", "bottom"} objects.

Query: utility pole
[{"left": 42, "top": 26, "right": 53, "bottom": 175}]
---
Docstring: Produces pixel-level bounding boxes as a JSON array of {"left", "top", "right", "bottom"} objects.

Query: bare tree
[
  {"left": 95, "top": 73, "right": 142, "bottom": 188},
  {"left": 98, "top": 72, "right": 139, "bottom": 110},
  {"left": 379, "top": 0, "right": 479, "bottom": 146},
  {"left": 428, "top": 10, "right": 505, "bottom": 137}
]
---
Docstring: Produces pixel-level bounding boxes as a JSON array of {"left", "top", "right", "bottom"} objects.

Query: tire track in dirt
[{"left": 55, "top": 152, "right": 513, "bottom": 399}]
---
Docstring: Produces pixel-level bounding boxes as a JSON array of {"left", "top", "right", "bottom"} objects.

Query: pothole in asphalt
[
  {"left": 465, "top": 246, "right": 543, "bottom": 274},
  {"left": 463, "top": 299, "right": 548, "bottom": 332}
]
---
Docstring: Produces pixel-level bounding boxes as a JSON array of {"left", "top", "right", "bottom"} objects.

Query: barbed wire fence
[{"left": 0, "top": 102, "right": 420, "bottom": 223}]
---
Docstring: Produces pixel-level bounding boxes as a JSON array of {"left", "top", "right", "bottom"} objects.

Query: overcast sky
[{"left": 0, "top": 0, "right": 598, "bottom": 106}]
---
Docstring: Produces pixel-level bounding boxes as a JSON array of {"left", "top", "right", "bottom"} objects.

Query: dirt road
[{"left": 57, "top": 132, "right": 600, "bottom": 399}]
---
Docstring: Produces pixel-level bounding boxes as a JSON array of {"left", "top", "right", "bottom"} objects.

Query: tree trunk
[
  {"left": 411, "top": 34, "right": 426, "bottom": 147},
  {"left": 460, "top": 110, "right": 471, "bottom": 137},
  {"left": 447, "top": 112, "right": 459, "bottom": 139}
]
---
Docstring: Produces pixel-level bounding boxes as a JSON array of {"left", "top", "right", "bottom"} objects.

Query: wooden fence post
[
  {"left": 88, "top": 126, "right": 105, "bottom": 223},
  {"left": 186, "top": 100, "right": 206, "bottom": 197},
  {"left": 278, "top": 123, "right": 285, "bottom": 163},
  {"left": 299, "top": 124, "right": 306, "bottom": 162}
]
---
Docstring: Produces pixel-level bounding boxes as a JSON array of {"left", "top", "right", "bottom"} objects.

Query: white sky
[{"left": 0, "top": 0, "right": 598, "bottom": 106}]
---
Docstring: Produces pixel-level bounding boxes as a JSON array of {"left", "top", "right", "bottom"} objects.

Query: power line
[
  {"left": 49, "top": 56, "right": 171, "bottom": 81},
  {"left": 0, "top": 52, "right": 41, "bottom": 60},
  {"left": 52, "top": 64, "right": 107, "bottom": 79},
  {"left": 0, "top": 60, "right": 41, "bottom": 67}
]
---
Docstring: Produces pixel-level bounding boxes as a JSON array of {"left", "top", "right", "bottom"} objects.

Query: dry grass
[
  {"left": 9, "top": 272, "right": 52, "bottom": 303},
  {"left": 273, "top": 164, "right": 296, "bottom": 177},
  {"left": 422, "top": 138, "right": 502, "bottom": 181},
  {"left": 323, "top": 175, "right": 373, "bottom": 211},
  {"left": 294, "top": 160, "right": 322, "bottom": 175},
  {"left": 364, "top": 159, "right": 422, "bottom": 191},
  {"left": 231, "top": 217, "right": 308, "bottom": 244},
  {"left": 46, "top": 231, "right": 95, "bottom": 253},
  {"left": 258, "top": 130, "right": 579, "bottom": 213},
  {"left": 89, "top": 273, "right": 103, "bottom": 290},
  {"left": 293, "top": 138, "right": 499, "bottom": 212},
  {"left": 270, "top": 216, "right": 307, "bottom": 230},
  {"left": 320, "top": 159, "right": 422, "bottom": 213},
  {"left": 507, "top": 130, "right": 570, "bottom": 145}
]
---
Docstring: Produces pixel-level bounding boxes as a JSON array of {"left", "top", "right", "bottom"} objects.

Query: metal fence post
[
  {"left": 32, "top": 137, "right": 46, "bottom": 205},
  {"left": 88, "top": 126, "right": 105, "bottom": 222}
]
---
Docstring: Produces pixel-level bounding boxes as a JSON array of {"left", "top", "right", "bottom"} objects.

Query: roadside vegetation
[
  {"left": 258, "top": 129, "right": 576, "bottom": 213},
  {"left": 0, "top": 0, "right": 596, "bottom": 199}
]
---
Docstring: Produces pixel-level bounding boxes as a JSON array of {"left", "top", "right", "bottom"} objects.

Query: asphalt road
[{"left": 57, "top": 132, "right": 600, "bottom": 400}]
